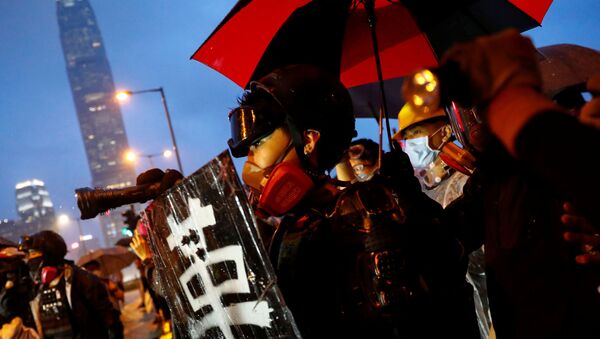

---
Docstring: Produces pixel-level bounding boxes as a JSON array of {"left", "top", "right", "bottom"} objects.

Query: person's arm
[
  {"left": 442, "top": 29, "right": 600, "bottom": 218},
  {"left": 513, "top": 110, "right": 600, "bottom": 214}
]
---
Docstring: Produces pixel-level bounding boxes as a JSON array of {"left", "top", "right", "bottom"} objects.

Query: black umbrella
[
  {"left": 0, "top": 237, "right": 17, "bottom": 249},
  {"left": 537, "top": 44, "right": 600, "bottom": 98}
]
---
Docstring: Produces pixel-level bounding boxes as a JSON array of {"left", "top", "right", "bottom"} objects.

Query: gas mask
[
  {"left": 243, "top": 142, "right": 314, "bottom": 216},
  {"left": 0, "top": 250, "right": 34, "bottom": 322},
  {"left": 352, "top": 163, "right": 375, "bottom": 182},
  {"left": 347, "top": 142, "right": 378, "bottom": 182},
  {"left": 26, "top": 255, "right": 44, "bottom": 285}
]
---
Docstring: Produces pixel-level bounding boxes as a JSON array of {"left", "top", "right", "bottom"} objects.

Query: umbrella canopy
[
  {"left": 350, "top": 44, "right": 600, "bottom": 123},
  {"left": 193, "top": 0, "right": 553, "bottom": 92},
  {"left": 0, "top": 237, "right": 17, "bottom": 249},
  {"left": 537, "top": 44, "right": 600, "bottom": 98},
  {"left": 76, "top": 246, "right": 136, "bottom": 277}
]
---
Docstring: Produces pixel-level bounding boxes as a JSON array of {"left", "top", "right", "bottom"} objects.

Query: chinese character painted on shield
[{"left": 166, "top": 197, "right": 273, "bottom": 338}]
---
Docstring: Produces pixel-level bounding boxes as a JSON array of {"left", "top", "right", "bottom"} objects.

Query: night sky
[{"left": 1, "top": 0, "right": 598, "bottom": 247}]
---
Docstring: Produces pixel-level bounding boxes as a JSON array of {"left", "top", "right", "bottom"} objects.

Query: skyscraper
[
  {"left": 57, "top": 0, "right": 136, "bottom": 246},
  {"left": 15, "top": 179, "right": 57, "bottom": 236},
  {"left": 16, "top": 179, "right": 55, "bottom": 223}
]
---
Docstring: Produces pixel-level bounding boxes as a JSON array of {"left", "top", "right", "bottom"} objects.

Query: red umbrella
[
  {"left": 193, "top": 0, "right": 553, "bottom": 143},
  {"left": 193, "top": 0, "right": 553, "bottom": 90}
]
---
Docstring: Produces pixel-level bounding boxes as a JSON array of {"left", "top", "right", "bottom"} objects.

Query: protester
[
  {"left": 0, "top": 246, "right": 38, "bottom": 339},
  {"left": 81, "top": 260, "right": 124, "bottom": 311},
  {"left": 395, "top": 103, "right": 492, "bottom": 338},
  {"left": 130, "top": 225, "right": 173, "bottom": 337},
  {"left": 346, "top": 138, "right": 380, "bottom": 181},
  {"left": 442, "top": 29, "right": 600, "bottom": 339},
  {"left": 228, "top": 64, "right": 479, "bottom": 338},
  {"left": 394, "top": 104, "right": 475, "bottom": 206},
  {"left": 20, "top": 230, "right": 123, "bottom": 339},
  {"left": 335, "top": 138, "right": 379, "bottom": 183}
]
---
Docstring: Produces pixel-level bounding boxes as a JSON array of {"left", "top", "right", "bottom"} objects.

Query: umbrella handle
[{"left": 362, "top": 0, "right": 396, "bottom": 151}]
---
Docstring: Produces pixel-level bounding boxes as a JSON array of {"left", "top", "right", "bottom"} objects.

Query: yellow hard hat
[{"left": 395, "top": 103, "right": 446, "bottom": 137}]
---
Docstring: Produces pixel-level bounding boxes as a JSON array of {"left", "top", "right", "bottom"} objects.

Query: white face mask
[{"left": 403, "top": 136, "right": 439, "bottom": 169}]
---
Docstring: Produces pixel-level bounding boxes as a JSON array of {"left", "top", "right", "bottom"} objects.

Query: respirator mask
[{"left": 230, "top": 106, "right": 314, "bottom": 216}]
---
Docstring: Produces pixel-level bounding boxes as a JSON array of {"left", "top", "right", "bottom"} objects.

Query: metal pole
[
  {"left": 363, "top": 0, "right": 395, "bottom": 151},
  {"left": 146, "top": 154, "right": 155, "bottom": 168},
  {"left": 76, "top": 219, "right": 87, "bottom": 254},
  {"left": 158, "top": 87, "right": 184, "bottom": 174}
]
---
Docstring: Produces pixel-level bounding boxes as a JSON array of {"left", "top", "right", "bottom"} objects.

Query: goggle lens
[{"left": 228, "top": 106, "right": 282, "bottom": 157}]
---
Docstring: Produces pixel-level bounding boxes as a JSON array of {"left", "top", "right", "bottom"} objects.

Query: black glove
[
  {"left": 136, "top": 168, "right": 184, "bottom": 195},
  {"left": 379, "top": 142, "right": 422, "bottom": 194},
  {"left": 441, "top": 29, "right": 542, "bottom": 110}
]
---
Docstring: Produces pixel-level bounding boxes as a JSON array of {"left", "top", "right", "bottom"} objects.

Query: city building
[
  {"left": 15, "top": 179, "right": 55, "bottom": 223},
  {"left": 57, "top": 0, "right": 136, "bottom": 246},
  {"left": 0, "top": 219, "right": 19, "bottom": 243},
  {"left": 13, "top": 179, "right": 57, "bottom": 238}
]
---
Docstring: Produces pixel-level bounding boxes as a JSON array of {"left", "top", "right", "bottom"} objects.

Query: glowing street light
[
  {"left": 57, "top": 213, "right": 87, "bottom": 253},
  {"left": 124, "top": 150, "right": 137, "bottom": 162},
  {"left": 115, "top": 87, "right": 184, "bottom": 174},
  {"left": 115, "top": 91, "right": 131, "bottom": 102},
  {"left": 124, "top": 148, "right": 173, "bottom": 168}
]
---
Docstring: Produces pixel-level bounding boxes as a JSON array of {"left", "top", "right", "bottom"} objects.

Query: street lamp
[
  {"left": 124, "top": 149, "right": 173, "bottom": 168},
  {"left": 58, "top": 214, "right": 87, "bottom": 254},
  {"left": 115, "top": 87, "right": 184, "bottom": 174}
]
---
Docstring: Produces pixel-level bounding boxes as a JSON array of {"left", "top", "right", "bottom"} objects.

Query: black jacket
[
  {"left": 67, "top": 265, "right": 123, "bottom": 339},
  {"left": 447, "top": 119, "right": 600, "bottom": 339}
]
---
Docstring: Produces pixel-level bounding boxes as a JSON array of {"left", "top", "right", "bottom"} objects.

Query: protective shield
[{"left": 143, "top": 151, "right": 300, "bottom": 338}]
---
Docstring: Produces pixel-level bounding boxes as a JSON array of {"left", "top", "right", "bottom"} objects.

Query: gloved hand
[
  {"left": 442, "top": 29, "right": 542, "bottom": 109},
  {"left": 130, "top": 229, "right": 152, "bottom": 262},
  {"left": 379, "top": 141, "right": 422, "bottom": 193},
  {"left": 135, "top": 168, "right": 184, "bottom": 197},
  {"left": 579, "top": 74, "right": 600, "bottom": 130}
]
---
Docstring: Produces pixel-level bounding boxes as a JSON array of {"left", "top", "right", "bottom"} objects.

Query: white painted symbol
[{"left": 166, "top": 197, "right": 273, "bottom": 338}]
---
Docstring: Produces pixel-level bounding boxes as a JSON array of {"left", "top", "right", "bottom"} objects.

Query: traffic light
[
  {"left": 121, "top": 227, "right": 133, "bottom": 237},
  {"left": 122, "top": 205, "right": 140, "bottom": 236}
]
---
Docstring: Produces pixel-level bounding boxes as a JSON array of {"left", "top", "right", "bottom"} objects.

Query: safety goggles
[
  {"left": 227, "top": 106, "right": 285, "bottom": 158},
  {"left": 347, "top": 144, "right": 366, "bottom": 160}
]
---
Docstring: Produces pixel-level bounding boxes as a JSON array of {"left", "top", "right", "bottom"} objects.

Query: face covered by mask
[
  {"left": 402, "top": 124, "right": 449, "bottom": 169},
  {"left": 25, "top": 255, "right": 43, "bottom": 285},
  {"left": 0, "top": 250, "right": 34, "bottom": 322},
  {"left": 403, "top": 136, "right": 440, "bottom": 170},
  {"left": 242, "top": 128, "right": 314, "bottom": 216}
]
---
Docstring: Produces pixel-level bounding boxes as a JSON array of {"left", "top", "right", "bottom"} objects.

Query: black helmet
[
  {"left": 22, "top": 231, "right": 67, "bottom": 264},
  {"left": 229, "top": 64, "right": 356, "bottom": 172}
]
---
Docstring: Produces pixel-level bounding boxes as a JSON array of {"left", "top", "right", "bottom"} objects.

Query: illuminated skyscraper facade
[
  {"left": 14, "top": 179, "right": 57, "bottom": 237},
  {"left": 57, "top": 0, "right": 136, "bottom": 246},
  {"left": 16, "top": 179, "right": 55, "bottom": 222}
]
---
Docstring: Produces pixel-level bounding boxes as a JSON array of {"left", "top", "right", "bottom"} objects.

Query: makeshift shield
[{"left": 143, "top": 151, "right": 300, "bottom": 338}]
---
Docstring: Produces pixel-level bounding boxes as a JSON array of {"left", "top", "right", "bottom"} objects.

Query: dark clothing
[
  {"left": 516, "top": 112, "right": 600, "bottom": 219},
  {"left": 447, "top": 121, "right": 600, "bottom": 339},
  {"left": 67, "top": 265, "right": 123, "bottom": 339},
  {"left": 271, "top": 171, "right": 479, "bottom": 338},
  {"left": 39, "top": 278, "right": 75, "bottom": 338}
]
